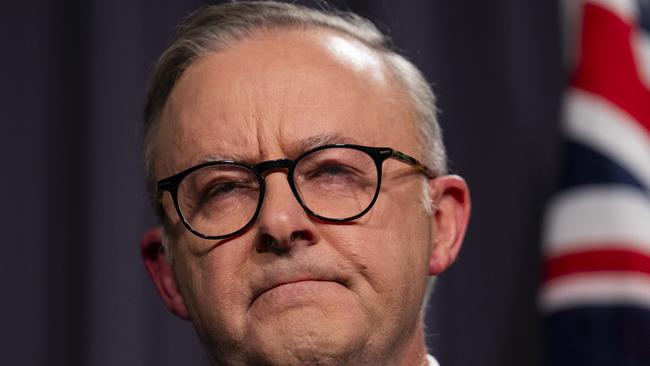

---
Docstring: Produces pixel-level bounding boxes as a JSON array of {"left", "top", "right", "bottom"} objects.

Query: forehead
[{"left": 155, "top": 28, "right": 421, "bottom": 177}]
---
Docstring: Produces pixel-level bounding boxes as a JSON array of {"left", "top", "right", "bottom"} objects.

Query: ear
[
  {"left": 427, "top": 175, "right": 471, "bottom": 275},
  {"left": 140, "top": 227, "right": 190, "bottom": 320}
]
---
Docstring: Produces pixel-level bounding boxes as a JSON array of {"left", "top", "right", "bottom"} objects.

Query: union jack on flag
[{"left": 541, "top": 0, "right": 650, "bottom": 365}]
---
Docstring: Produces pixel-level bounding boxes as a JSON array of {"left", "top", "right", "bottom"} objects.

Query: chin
[{"left": 242, "top": 304, "right": 370, "bottom": 366}]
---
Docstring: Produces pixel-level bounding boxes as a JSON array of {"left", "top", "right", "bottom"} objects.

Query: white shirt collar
[{"left": 426, "top": 354, "right": 440, "bottom": 366}]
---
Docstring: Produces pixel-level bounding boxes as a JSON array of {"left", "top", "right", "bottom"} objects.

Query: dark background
[{"left": 2, "top": 1, "right": 563, "bottom": 365}]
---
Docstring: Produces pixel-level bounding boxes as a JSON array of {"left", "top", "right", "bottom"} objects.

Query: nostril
[
  {"left": 290, "top": 230, "right": 314, "bottom": 244},
  {"left": 265, "top": 235, "right": 278, "bottom": 248},
  {"left": 256, "top": 230, "right": 315, "bottom": 253},
  {"left": 256, "top": 234, "right": 280, "bottom": 253}
]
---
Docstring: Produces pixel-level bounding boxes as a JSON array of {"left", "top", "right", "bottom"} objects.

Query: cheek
[
  {"left": 365, "top": 185, "right": 432, "bottom": 265},
  {"left": 172, "top": 239, "right": 253, "bottom": 344},
  {"left": 322, "top": 192, "right": 432, "bottom": 304}
]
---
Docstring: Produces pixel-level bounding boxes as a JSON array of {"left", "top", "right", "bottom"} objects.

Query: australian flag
[{"left": 540, "top": 0, "right": 650, "bottom": 365}]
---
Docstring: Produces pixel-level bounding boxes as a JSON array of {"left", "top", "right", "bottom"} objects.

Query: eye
[
  {"left": 196, "top": 178, "right": 260, "bottom": 208},
  {"left": 305, "top": 163, "right": 360, "bottom": 184},
  {"left": 206, "top": 181, "right": 238, "bottom": 197},
  {"left": 203, "top": 179, "right": 257, "bottom": 199}
]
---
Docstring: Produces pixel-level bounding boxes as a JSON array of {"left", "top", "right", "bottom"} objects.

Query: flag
[{"left": 540, "top": 0, "right": 650, "bottom": 365}]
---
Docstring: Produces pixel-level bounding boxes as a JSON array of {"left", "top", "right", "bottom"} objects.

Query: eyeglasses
[{"left": 157, "top": 144, "right": 435, "bottom": 240}]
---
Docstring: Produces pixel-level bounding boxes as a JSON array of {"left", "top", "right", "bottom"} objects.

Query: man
[{"left": 140, "top": 2, "right": 470, "bottom": 365}]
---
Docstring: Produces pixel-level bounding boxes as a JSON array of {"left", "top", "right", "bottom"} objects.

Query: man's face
[{"left": 154, "top": 29, "right": 439, "bottom": 365}]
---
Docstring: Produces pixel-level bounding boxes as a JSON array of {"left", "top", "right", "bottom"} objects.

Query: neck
[{"left": 391, "top": 321, "right": 429, "bottom": 366}]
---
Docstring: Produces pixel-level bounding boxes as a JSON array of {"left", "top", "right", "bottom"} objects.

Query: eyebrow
[
  {"left": 293, "top": 134, "right": 361, "bottom": 154},
  {"left": 197, "top": 133, "right": 362, "bottom": 165},
  {"left": 199, "top": 152, "right": 243, "bottom": 164}
]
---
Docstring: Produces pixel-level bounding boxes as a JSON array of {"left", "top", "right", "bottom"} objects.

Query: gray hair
[{"left": 143, "top": 1, "right": 447, "bottom": 211}]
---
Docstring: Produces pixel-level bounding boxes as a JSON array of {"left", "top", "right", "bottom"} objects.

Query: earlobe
[
  {"left": 427, "top": 175, "right": 471, "bottom": 276},
  {"left": 140, "top": 227, "right": 190, "bottom": 320}
]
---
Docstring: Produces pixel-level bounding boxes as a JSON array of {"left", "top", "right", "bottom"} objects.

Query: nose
[{"left": 255, "top": 171, "right": 318, "bottom": 253}]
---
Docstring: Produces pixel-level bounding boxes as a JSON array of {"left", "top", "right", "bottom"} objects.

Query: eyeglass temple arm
[{"left": 388, "top": 149, "right": 437, "bottom": 178}]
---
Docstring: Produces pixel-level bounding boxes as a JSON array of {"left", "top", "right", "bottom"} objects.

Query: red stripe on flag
[
  {"left": 571, "top": 3, "right": 650, "bottom": 135},
  {"left": 544, "top": 248, "right": 650, "bottom": 282}
]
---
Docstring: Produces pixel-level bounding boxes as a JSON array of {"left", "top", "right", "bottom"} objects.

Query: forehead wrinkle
[
  {"left": 273, "top": 77, "right": 293, "bottom": 158},
  {"left": 253, "top": 63, "right": 299, "bottom": 162},
  {"left": 194, "top": 127, "right": 260, "bottom": 166}
]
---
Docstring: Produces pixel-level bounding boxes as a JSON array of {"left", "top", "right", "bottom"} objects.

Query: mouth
[{"left": 251, "top": 276, "right": 347, "bottom": 305}]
